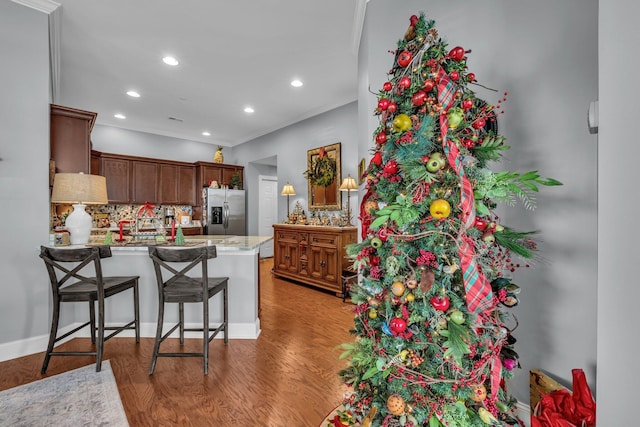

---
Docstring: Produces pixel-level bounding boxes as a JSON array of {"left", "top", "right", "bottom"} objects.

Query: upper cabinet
[
  {"left": 194, "top": 161, "right": 245, "bottom": 202},
  {"left": 100, "top": 154, "right": 131, "bottom": 203},
  {"left": 158, "top": 163, "right": 197, "bottom": 206},
  {"left": 94, "top": 151, "right": 216, "bottom": 206},
  {"left": 50, "top": 104, "right": 97, "bottom": 175},
  {"left": 131, "top": 160, "right": 159, "bottom": 204}
]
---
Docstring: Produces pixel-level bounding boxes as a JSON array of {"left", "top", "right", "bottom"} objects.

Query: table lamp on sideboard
[
  {"left": 339, "top": 174, "right": 358, "bottom": 226},
  {"left": 280, "top": 182, "right": 296, "bottom": 220},
  {"left": 51, "top": 173, "right": 108, "bottom": 245}
]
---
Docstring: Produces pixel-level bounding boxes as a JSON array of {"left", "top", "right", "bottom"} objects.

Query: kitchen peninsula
[{"left": 87, "top": 235, "right": 272, "bottom": 340}]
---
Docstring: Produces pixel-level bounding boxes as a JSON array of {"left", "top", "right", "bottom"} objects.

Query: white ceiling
[{"left": 42, "top": 0, "right": 363, "bottom": 147}]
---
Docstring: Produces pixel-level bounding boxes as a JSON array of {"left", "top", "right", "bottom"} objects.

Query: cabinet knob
[
  {"left": 320, "top": 261, "right": 326, "bottom": 267},
  {"left": 285, "top": 255, "right": 289, "bottom": 259}
]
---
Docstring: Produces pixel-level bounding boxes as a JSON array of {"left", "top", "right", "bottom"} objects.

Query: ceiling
[{"left": 39, "top": 0, "right": 364, "bottom": 147}]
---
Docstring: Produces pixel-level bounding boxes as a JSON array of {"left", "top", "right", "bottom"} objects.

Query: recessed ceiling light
[
  {"left": 114, "top": 113, "right": 126, "bottom": 119},
  {"left": 244, "top": 106, "right": 255, "bottom": 113},
  {"left": 126, "top": 90, "right": 140, "bottom": 98},
  {"left": 290, "top": 79, "right": 303, "bottom": 87},
  {"left": 202, "top": 131, "right": 211, "bottom": 136},
  {"left": 162, "top": 56, "right": 179, "bottom": 66}
]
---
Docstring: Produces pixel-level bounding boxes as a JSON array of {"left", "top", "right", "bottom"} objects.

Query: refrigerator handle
[{"left": 223, "top": 201, "right": 229, "bottom": 229}]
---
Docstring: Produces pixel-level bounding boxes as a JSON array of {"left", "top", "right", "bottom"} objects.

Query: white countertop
[{"left": 89, "top": 235, "right": 273, "bottom": 252}]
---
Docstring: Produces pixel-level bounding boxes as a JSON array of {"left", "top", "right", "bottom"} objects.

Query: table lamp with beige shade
[
  {"left": 51, "top": 173, "right": 108, "bottom": 245},
  {"left": 339, "top": 174, "right": 358, "bottom": 226},
  {"left": 280, "top": 182, "right": 296, "bottom": 220}
]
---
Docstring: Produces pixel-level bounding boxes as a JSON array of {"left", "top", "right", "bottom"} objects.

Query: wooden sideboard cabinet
[{"left": 272, "top": 224, "right": 357, "bottom": 296}]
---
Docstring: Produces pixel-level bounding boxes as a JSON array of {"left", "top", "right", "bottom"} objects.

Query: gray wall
[
  {"left": 0, "top": 2, "right": 52, "bottom": 348},
  {"left": 233, "top": 102, "right": 358, "bottom": 235},
  {"left": 361, "top": 0, "right": 598, "bottom": 404},
  {"left": 92, "top": 124, "right": 230, "bottom": 163}
]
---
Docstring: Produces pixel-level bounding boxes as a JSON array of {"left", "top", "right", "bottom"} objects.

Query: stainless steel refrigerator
[{"left": 203, "top": 188, "right": 246, "bottom": 235}]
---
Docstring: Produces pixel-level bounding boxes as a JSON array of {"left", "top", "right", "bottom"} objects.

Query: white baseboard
[{"left": 0, "top": 320, "right": 261, "bottom": 363}]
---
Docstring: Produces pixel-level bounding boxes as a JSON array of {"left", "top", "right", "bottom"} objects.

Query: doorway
[{"left": 258, "top": 175, "right": 278, "bottom": 258}]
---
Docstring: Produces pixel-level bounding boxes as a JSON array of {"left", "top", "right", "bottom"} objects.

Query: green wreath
[{"left": 304, "top": 154, "right": 336, "bottom": 187}]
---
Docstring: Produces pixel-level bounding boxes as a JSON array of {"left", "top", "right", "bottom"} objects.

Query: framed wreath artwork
[{"left": 305, "top": 142, "right": 341, "bottom": 210}]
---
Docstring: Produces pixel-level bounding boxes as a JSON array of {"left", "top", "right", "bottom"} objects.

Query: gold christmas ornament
[{"left": 386, "top": 394, "right": 406, "bottom": 416}]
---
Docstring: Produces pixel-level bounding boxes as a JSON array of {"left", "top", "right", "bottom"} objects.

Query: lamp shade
[
  {"left": 51, "top": 173, "right": 108, "bottom": 205},
  {"left": 339, "top": 175, "right": 358, "bottom": 191},
  {"left": 281, "top": 182, "right": 296, "bottom": 196},
  {"left": 51, "top": 173, "right": 107, "bottom": 245}
]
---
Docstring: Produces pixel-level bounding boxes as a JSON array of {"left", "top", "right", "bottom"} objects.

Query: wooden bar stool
[
  {"left": 148, "top": 245, "right": 228, "bottom": 375},
  {"left": 39, "top": 245, "right": 140, "bottom": 373}
]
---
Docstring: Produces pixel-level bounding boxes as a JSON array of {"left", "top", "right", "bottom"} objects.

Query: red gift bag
[{"left": 532, "top": 369, "right": 596, "bottom": 427}]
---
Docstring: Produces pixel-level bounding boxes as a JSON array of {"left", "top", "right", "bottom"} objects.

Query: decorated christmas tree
[{"left": 337, "top": 13, "right": 560, "bottom": 427}]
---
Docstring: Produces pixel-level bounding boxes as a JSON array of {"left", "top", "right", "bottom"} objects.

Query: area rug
[{"left": 0, "top": 360, "right": 129, "bottom": 426}]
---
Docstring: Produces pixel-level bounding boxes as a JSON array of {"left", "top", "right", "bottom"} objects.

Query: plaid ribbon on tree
[{"left": 436, "top": 66, "right": 494, "bottom": 314}]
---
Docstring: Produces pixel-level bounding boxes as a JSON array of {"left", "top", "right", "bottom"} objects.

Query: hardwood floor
[{"left": 0, "top": 258, "right": 355, "bottom": 426}]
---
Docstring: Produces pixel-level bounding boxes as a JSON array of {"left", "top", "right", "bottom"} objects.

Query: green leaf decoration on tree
[{"left": 440, "top": 320, "right": 471, "bottom": 366}]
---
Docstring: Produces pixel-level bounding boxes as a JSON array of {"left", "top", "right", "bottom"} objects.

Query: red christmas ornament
[
  {"left": 383, "top": 160, "right": 399, "bottom": 175},
  {"left": 375, "top": 132, "right": 387, "bottom": 145},
  {"left": 371, "top": 151, "right": 383, "bottom": 166},
  {"left": 474, "top": 217, "right": 488, "bottom": 231},
  {"left": 423, "top": 79, "right": 435, "bottom": 92},
  {"left": 378, "top": 227, "right": 389, "bottom": 242},
  {"left": 383, "top": 81, "right": 393, "bottom": 92},
  {"left": 450, "top": 71, "right": 459, "bottom": 81},
  {"left": 448, "top": 46, "right": 465, "bottom": 62},
  {"left": 378, "top": 98, "right": 391, "bottom": 111},
  {"left": 399, "top": 76, "right": 411, "bottom": 89},
  {"left": 412, "top": 90, "right": 427, "bottom": 106},
  {"left": 397, "top": 51, "right": 413, "bottom": 67},
  {"left": 467, "top": 72, "right": 476, "bottom": 82},
  {"left": 389, "top": 317, "right": 407, "bottom": 334},
  {"left": 472, "top": 118, "right": 486, "bottom": 129},
  {"left": 462, "top": 99, "right": 474, "bottom": 110},
  {"left": 387, "top": 102, "right": 397, "bottom": 113},
  {"left": 463, "top": 139, "right": 475, "bottom": 149},
  {"left": 430, "top": 295, "right": 450, "bottom": 311}
]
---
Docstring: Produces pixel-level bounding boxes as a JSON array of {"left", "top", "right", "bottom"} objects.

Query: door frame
[{"left": 258, "top": 174, "right": 278, "bottom": 258}]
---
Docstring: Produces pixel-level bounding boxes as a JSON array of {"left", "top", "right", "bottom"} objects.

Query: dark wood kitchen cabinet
[
  {"left": 131, "top": 160, "right": 159, "bottom": 204},
  {"left": 192, "top": 162, "right": 244, "bottom": 220},
  {"left": 194, "top": 162, "right": 244, "bottom": 192},
  {"left": 159, "top": 163, "right": 196, "bottom": 205},
  {"left": 50, "top": 104, "right": 97, "bottom": 174},
  {"left": 100, "top": 155, "right": 130, "bottom": 203},
  {"left": 94, "top": 151, "right": 212, "bottom": 205}
]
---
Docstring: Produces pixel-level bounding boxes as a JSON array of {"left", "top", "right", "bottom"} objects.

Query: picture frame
[
  {"left": 358, "top": 158, "right": 366, "bottom": 185},
  {"left": 306, "top": 142, "right": 341, "bottom": 210}
]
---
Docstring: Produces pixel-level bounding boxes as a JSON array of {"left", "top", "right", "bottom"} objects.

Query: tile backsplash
[{"left": 52, "top": 204, "right": 194, "bottom": 229}]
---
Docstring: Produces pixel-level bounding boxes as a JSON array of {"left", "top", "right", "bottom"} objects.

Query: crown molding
[{"left": 11, "top": 0, "right": 60, "bottom": 14}]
